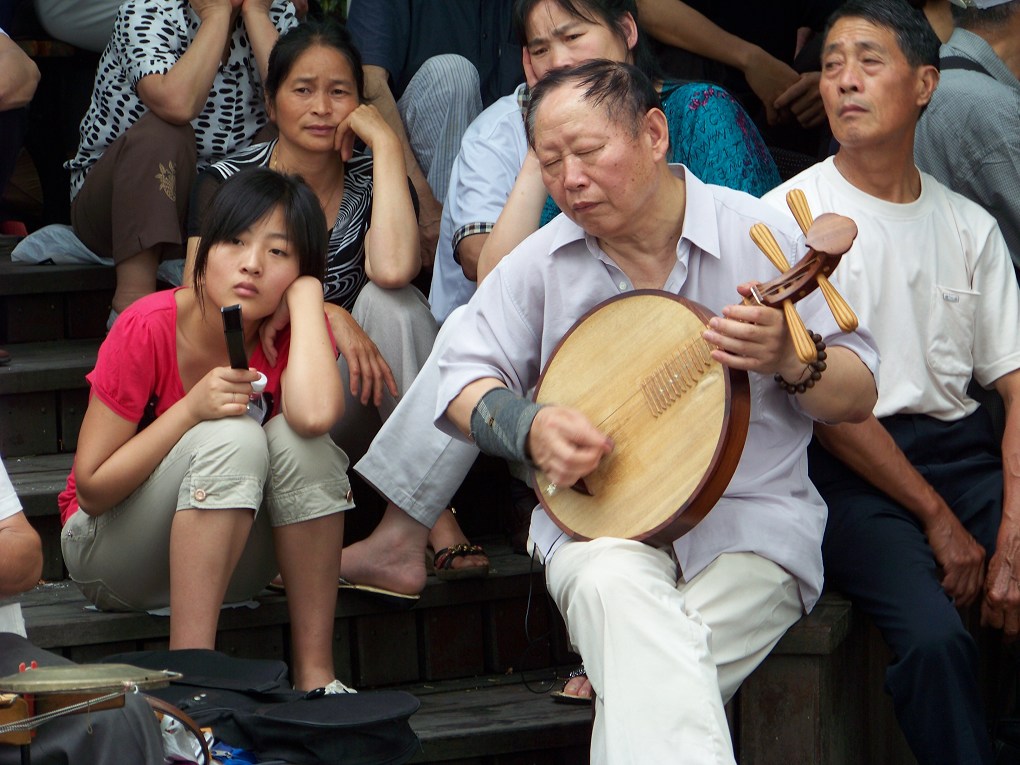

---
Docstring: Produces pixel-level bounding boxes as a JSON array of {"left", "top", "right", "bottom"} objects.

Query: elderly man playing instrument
[
  {"left": 436, "top": 59, "right": 879, "bottom": 764},
  {"left": 763, "top": 1, "right": 1020, "bottom": 762}
]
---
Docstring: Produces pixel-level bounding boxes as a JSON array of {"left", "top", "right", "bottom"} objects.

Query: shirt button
[
  {"left": 194, "top": 489, "right": 207, "bottom": 501},
  {"left": 618, "top": 281, "right": 627, "bottom": 291}
]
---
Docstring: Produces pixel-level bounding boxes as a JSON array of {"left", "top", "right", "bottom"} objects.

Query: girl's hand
[
  {"left": 259, "top": 298, "right": 291, "bottom": 368},
  {"left": 259, "top": 277, "right": 324, "bottom": 366},
  {"left": 325, "top": 303, "right": 397, "bottom": 407},
  {"left": 334, "top": 104, "right": 398, "bottom": 163},
  {"left": 185, "top": 366, "right": 261, "bottom": 422}
]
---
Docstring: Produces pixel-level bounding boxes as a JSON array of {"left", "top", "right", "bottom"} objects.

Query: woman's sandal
[
  {"left": 337, "top": 577, "right": 420, "bottom": 610},
  {"left": 429, "top": 543, "right": 490, "bottom": 581},
  {"left": 267, "top": 575, "right": 419, "bottom": 610},
  {"left": 550, "top": 665, "right": 592, "bottom": 704}
]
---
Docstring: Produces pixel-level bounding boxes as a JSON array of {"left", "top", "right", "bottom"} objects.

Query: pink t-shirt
[{"left": 59, "top": 289, "right": 309, "bottom": 524}]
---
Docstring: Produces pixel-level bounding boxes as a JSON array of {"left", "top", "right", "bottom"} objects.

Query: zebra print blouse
[{"left": 190, "top": 138, "right": 374, "bottom": 312}]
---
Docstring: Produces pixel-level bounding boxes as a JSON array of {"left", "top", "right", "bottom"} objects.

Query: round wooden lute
[
  {"left": 532, "top": 291, "right": 750, "bottom": 546},
  {"left": 532, "top": 212, "right": 858, "bottom": 546}
]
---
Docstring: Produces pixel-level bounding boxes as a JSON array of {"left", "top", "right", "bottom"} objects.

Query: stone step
[
  {"left": 0, "top": 340, "right": 97, "bottom": 458},
  {"left": 16, "top": 545, "right": 576, "bottom": 689},
  {"left": 406, "top": 674, "right": 590, "bottom": 763},
  {"left": 0, "top": 252, "right": 114, "bottom": 297},
  {"left": 12, "top": 572, "right": 862, "bottom": 763},
  {"left": 0, "top": 254, "right": 113, "bottom": 344}
]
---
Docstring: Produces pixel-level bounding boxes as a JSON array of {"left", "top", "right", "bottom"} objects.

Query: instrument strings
[{"left": 640, "top": 336, "right": 714, "bottom": 417}]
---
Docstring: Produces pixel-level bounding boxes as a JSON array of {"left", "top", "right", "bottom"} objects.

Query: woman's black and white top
[
  {"left": 191, "top": 139, "right": 376, "bottom": 312},
  {"left": 67, "top": 0, "right": 297, "bottom": 199}
]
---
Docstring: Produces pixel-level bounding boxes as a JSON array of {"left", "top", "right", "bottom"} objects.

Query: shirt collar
[{"left": 673, "top": 165, "right": 722, "bottom": 262}]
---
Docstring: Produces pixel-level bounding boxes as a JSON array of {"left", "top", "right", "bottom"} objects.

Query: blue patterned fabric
[{"left": 540, "top": 81, "right": 780, "bottom": 226}]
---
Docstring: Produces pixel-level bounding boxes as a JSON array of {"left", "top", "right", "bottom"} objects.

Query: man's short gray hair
[{"left": 525, "top": 59, "right": 663, "bottom": 149}]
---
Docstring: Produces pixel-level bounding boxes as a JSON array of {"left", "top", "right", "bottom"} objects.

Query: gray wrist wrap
[{"left": 469, "top": 387, "right": 544, "bottom": 464}]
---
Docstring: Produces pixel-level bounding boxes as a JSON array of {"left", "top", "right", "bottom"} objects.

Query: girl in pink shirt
[{"left": 61, "top": 168, "right": 355, "bottom": 694}]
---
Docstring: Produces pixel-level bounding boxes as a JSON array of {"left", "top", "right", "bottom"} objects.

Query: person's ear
[
  {"left": 645, "top": 107, "right": 669, "bottom": 161},
  {"left": 916, "top": 64, "right": 939, "bottom": 108},
  {"left": 620, "top": 12, "right": 639, "bottom": 53}
]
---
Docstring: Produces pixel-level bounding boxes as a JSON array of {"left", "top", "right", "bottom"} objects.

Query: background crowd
[{"left": 1, "top": 0, "right": 1019, "bottom": 763}]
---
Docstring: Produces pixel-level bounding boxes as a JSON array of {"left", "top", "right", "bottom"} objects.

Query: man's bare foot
[
  {"left": 551, "top": 666, "right": 593, "bottom": 703},
  {"left": 563, "top": 673, "right": 593, "bottom": 700},
  {"left": 427, "top": 508, "right": 489, "bottom": 574},
  {"left": 339, "top": 503, "right": 429, "bottom": 596}
]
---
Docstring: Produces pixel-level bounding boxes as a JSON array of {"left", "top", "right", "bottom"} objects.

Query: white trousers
[{"left": 545, "top": 539, "right": 803, "bottom": 764}]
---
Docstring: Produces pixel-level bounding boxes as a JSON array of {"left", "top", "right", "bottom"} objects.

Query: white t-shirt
[
  {"left": 429, "top": 84, "right": 529, "bottom": 324},
  {"left": 765, "top": 157, "right": 1020, "bottom": 421}
]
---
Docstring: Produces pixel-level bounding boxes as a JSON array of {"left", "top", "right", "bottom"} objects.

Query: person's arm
[
  {"left": 814, "top": 415, "right": 988, "bottom": 607},
  {"left": 474, "top": 150, "right": 547, "bottom": 284},
  {"left": 636, "top": 0, "right": 799, "bottom": 125},
  {"left": 444, "top": 97, "right": 530, "bottom": 284},
  {"left": 773, "top": 72, "right": 826, "bottom": 129},
  {"left": 278, "top": 276, "right": 344, "bottom": 435},
  {"left": 75, "top": 320, "right": 259, "bottom": 514},
  {"left": 704, "top": 283, "right": 877, "bottom": 424},
  {"left": 983, "top": 370, "right": 1020, "bottom": 637},
  {"left": 455, "top": 234, "right": 487, "bottom": 283},
  {"left": 0, "top": 512, "right": 42, "bottom": 596},
  {"left": 74, "top": 365, "right": 256, "bottom": 514},
  {"left": 239, "top": 0, "right": 284, "bottom": 85},
  {"left": 337, "top": 104, "right": 420, "bottom": 288},
  {"left": 0, "top": 34, "right": 40, "bottom": 111},
  {"left": 446, "top": 379, "right": 614, "bottom": 489},
  {"left": 362, "top": 64, "right": 443, "bottom": 268},
  {"left": 134, "top": 0, "right": 241, "bottom": 125}
]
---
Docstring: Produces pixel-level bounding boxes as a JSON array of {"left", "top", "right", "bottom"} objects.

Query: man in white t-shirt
[{"left": 763, "top": 2, "right": 1020, "bottom": 762}]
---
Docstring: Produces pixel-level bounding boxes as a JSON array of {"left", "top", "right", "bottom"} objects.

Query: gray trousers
[
  {"left": 355, "top": 305, "right": 479, "bottom": 528},
  {"left": 398, "top": 54, "right": 483, "bottom": 202},
  {"left": 331, "top": 282, "right": 439, "bottom": 461},
  {"left": 62, "top": 415, "right": 352, "bottom": 612}
]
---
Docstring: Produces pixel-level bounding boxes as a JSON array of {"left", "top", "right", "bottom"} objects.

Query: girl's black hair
[
  {"left": 193, "top": 169, "right": 327, "bottom": 309},
  {"left": 265, "top": 20, "right": 365, "bottom": 103},
  {"left": 512, "top": 0, "right": 660, "bottom": 81}
]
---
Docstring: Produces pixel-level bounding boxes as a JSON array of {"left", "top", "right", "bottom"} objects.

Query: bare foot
[
  {"left": 562, "top": 673, "right": 593, "bottom": 700},
  {"left": 428, "top": 508, "right": 489, "bottom": 572},
  {"left": 339, "top": 503, "right": 429, "bottom": 596}
]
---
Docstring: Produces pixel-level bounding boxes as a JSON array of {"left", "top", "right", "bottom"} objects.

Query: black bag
[{"left": 102, "top": 649, "right": 420, "bottom": 765}]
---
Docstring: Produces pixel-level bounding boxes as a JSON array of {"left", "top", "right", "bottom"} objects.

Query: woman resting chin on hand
[{"left": 59, "top": 168, "right": 355, "bottom": 694}]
